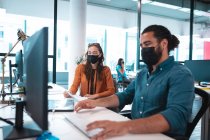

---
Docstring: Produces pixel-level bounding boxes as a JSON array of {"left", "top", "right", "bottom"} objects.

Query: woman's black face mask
[
  {"left": 87, "top": 55, "right": 99, "bottom": 64},
  {"left": 141, "top": 46, "right": 162, "bottom": 66}
]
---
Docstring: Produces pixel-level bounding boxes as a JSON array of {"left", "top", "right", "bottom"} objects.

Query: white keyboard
[{"left": 64, "top": 113, "right": 103, "bottom": 138}]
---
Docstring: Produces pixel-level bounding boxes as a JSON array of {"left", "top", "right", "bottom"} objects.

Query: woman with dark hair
[
  {"left": 64, "top": 43, "right": 115, "bottom": 99},
  {"left": 116, "top": 58, "right": 127, "bottom": 83}
]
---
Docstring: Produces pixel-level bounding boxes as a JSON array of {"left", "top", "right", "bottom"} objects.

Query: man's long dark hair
[
  {"left": 84, "top": 43, "right": 104, "bottom": 81},
  {"left": 142, "top": 25, "right": 180, "bottom": 54}
]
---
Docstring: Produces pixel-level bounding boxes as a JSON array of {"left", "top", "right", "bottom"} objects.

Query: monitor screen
[
  {"left": 125, "top": 63, "right": 134, "bottom": 72},
  {"left": 15, "top": 50, "right": 24, "bottom": 86},
  {"left": 3, "top": 27, "right": 49, "bottom": 139},
  {"left": 184, "top": 60, "right": 210, "bottom": 84},
  {"left": 8, "top": 50, "right": 24, "bottom": 94}
]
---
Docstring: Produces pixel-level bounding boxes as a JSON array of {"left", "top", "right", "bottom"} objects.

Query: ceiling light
[
  {"left": 194, "top": 10, "right": 207, "bottom": 16},
  {"left": 106, "top": 0, "right": 111, "bottom": 1},
  {"left": 178, "top": 7, "right": 190, "bottom": 12},
  {"left": 0, "top": 8, "right": 6, "bottom": 15},
  {"left": 141, "top": 0, "right": 152, "bottom": 4},
  {"left": 132, "top": 0, "right": 138, "bottom": 1},
  {"left": 150, "top": 2, "right": 181, "bottom": 10},
  {"left": 205, "top": 12, "right": 210, "bottom": 17}
]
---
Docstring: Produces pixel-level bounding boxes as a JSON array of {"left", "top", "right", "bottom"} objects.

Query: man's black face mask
[
  {"left": 141, "top": 45, "right": 162, "bottom": 66},
  {"left": 87, "top": 55, "right": 99, "bottom": 64}
]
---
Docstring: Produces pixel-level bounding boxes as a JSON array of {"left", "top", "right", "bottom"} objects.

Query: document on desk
[{"left": 66, "top": 91, "right": 87, "bottom": 102}]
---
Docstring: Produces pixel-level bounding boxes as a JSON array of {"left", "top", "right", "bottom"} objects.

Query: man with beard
[{"left": 74, "top": 25, "right": 195, "bottom": 139}]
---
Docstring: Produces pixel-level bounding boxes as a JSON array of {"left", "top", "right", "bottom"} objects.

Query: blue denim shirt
[
  {"left": 116, "top": 56, "right": 195, "bottom": 136},
  {"left": 116, "top": 65, "right": 127, "bottom": 82}
]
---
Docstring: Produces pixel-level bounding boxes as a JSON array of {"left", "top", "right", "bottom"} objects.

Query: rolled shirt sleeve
[{"left": 160, "top": 68, "right": 194, "bottom": 135}]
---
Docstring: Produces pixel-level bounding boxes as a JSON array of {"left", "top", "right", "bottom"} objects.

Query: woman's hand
[
  {"left": 86, "top": 120, "right": 129, "bottom": 140},
  {"left": 85, "top": 94, "right": 99, "bottom": 99},
  {"left": 63, "top": 90, "right": 72, "bottom": 98}
]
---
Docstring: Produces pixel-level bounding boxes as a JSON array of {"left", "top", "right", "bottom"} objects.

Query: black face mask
[
  {"left": 141, "top": 46, "right": 162, "bottom": 66},
  {"left": 87, "top": 55, "right": 99, "bottom": 64}
]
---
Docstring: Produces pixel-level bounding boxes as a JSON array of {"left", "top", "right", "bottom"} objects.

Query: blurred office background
[
  {"left": 1, "top": 0, "right": 210, "bottom": 85},
  {"left": 1, "top": 0, "right": 210, "bottom": 139}
]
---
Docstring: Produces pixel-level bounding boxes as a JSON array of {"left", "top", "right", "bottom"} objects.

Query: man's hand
[
  {"left": 86, "top": 120, "right": 129, "bottom": 140},
  {"left": 74, "top": 99, "right": 96, "bottom": 112}
]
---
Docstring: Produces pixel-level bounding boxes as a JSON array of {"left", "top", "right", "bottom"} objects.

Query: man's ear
[{"left": 161, "top": 38, "right": 168, "bottom": 49}]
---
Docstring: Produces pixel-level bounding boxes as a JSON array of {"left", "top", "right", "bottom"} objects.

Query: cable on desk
[
  {"left": 0, "top": 104, "right": 11, "bottom": 109},
  {"left": 0, "top": 117, "right": 14, "bottom": 126}
]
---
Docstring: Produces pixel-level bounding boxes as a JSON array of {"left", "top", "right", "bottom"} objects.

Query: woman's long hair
[
  {"left": 117, "top": 58, "right": 123, "bottom": 67},
  {"left": 84, "top": 43, "right": 104, "bottom": 81}
]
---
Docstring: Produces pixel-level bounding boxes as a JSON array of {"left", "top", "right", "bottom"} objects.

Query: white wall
[
  {"left": 87, "top": 5, "right": 138, "bottom": 28},
  {"left": 141, "top": 14, "right": 183, "bottom": 35}
]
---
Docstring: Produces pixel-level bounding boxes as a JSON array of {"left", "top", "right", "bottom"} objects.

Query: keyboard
[
  {"left": 65, "top": 113, "right": 103, "bottom": 138},
  {"left": 48, "top": 98, "right": 74, "bottom": 112}
]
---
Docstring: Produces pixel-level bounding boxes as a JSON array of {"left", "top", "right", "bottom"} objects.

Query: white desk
[
  {"left": 0, "top": 105, "right": 174, "bottom": 140},
  {"left": 49, "top": 107, "right": 174, "bottom": 140},
  {"left": 0, "top": 84, "right": 174, "bottom": 140}
]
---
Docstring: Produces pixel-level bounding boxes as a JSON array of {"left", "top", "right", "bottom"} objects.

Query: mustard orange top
[{"left": 69, "top": 64, "right": 115, "bottom": 97}]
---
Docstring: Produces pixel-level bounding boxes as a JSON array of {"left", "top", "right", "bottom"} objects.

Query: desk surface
[
  {"left": 50, "top": 107, "right": 174, "bottom": 140},
  {"left": 0, "top": 107, "right": 173, "bottom": 140},
  {"left": 0, "top": 84, "right": 174, "bottom": 140}
]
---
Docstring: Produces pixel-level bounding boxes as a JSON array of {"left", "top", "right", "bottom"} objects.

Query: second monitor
[
  {"left": 184, "top": 60, "right": 210, "bottom": 86},
  {"left": 9, "top": 50, "right": 24, "bottom": 94}
]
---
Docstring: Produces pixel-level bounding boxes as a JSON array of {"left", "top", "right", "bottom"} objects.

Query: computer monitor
[
  {"left": 9, "top": 50, "right": 24, "bottom": 93},
  {"left": 3, "top": 27, "right": 49, "bottom": 139},
  {"left": 15, "top": 50, "right": 24, "bottom": 85},
  {"left": 184, "top": 60, "right": 210, "bottom": 86},
  {"left": 125, "top": 63, "right": 134, "bottom": 72}
]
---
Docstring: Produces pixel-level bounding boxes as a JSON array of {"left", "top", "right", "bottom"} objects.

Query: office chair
[
  {"left": 119, "top": 109, "right": 132, "bottom": 119},
  {"left": 112, "top": 78, "right": 118, "bottom": 93},
  {"left": 184, "top": 87, "right": 210, "bottom": 138},
  {"left": 175, "top": 87, "right": 210, "bottom": 140},
  {"left": 115, "top": 77, "right": 131, "bottom": 92}
]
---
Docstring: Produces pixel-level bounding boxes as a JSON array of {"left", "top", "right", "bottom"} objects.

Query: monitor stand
[{"left": 2, "top": 100, "right": 43, "bottom": 140}]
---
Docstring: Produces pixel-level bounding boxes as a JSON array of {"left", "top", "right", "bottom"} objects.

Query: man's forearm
[
  {"left": 94, "top": 94, "right": 119, "bottom": 108},
  {"left": 125, "top": 114, "right": 170, "bottom": 134}
]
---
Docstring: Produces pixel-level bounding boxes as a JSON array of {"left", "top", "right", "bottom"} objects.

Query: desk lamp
[{"left": 1, "top": 29, "right": 28, "bottom": 102}]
